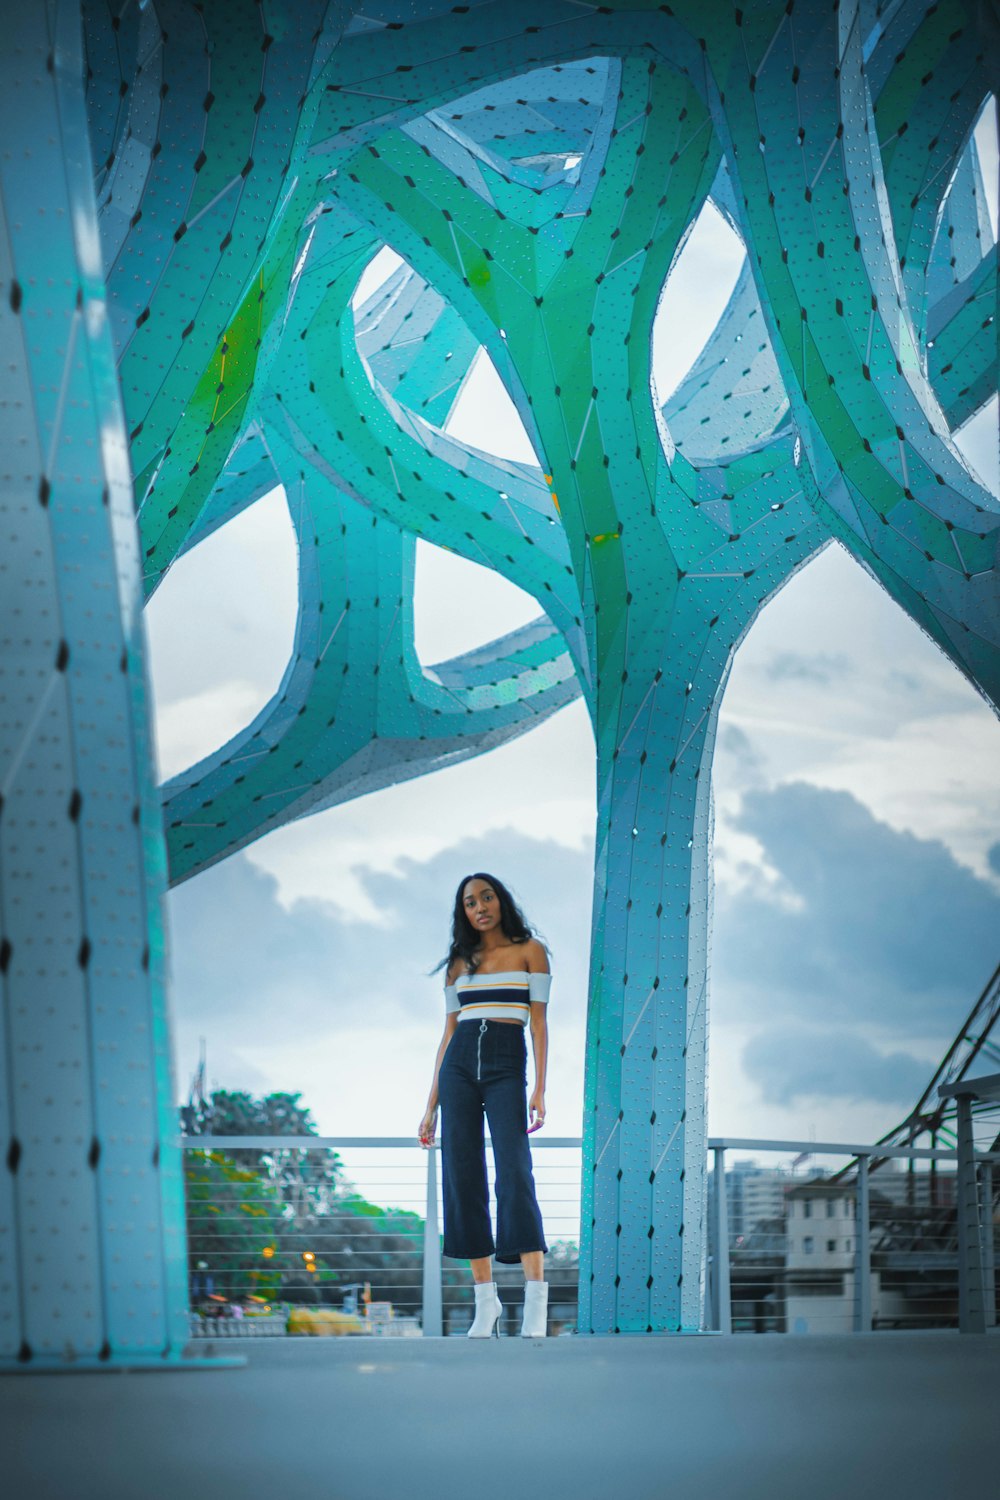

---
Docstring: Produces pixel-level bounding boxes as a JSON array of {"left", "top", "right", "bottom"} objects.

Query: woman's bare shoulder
[
  {"left": 445, "top": 957, "right": 467, "bottom": 985},
  {"left": 522, "top": 938, "right": 550, "bottom": 973}
]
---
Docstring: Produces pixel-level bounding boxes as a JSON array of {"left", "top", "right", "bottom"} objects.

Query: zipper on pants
[{"left": 477, "top": 1019, "right": 487, "bottom": 1082}]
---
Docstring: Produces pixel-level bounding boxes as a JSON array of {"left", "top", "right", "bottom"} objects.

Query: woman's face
[{"left": 463, "top": 879, "right": 501, "bottom": 936}]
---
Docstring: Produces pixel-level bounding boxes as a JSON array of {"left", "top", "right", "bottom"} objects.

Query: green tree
[
  {"left": 184, "top": 1149, "right": 290, "bottom": 1304},
  {"left": 182, "top": 1089, "right": 436, "bottom": 1313},
  {"left": 184, "top": 1090, "right": 343, "bottom": 1307},
  {"left": 185, "top": 1088, "right": 343, "bottom": 1220}
]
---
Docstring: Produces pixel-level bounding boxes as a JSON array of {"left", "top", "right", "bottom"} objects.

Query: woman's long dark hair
[{"left": 437, "top": 872, "right": 535, "bottom": 976}]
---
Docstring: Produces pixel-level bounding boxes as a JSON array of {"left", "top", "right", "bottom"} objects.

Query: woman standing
[{"left": 418, "top": 873, "right": 550, "bottom": 1338}]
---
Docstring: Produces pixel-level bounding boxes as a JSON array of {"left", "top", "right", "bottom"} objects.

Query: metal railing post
[
  {"left": 706, "top": 1163, "right": 717, "bottom": 1330},
  {"left": 982, "top": 1164, "right": 996, "bottom": 1330},
  {"left": 713, "top": 1146, "right": 731, "bottom": 1334},
  {"left": 853, "top": 1156, "right": 871, "bottom": 1333},
  {"left": 422, "top": 1145, "right": 443, "bottom": 1337},
  {"left": 954, "top": 1093, "right": 987, "bottom": 1334}
]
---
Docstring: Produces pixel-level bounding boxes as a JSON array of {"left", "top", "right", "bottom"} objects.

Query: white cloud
[
  {"left": 704, "top": 1017, "right": 938, "bottom": 1146},
  {"left": 154, "top": 680, "right": 270, "bottom": 784},
  {"left": 413, "top": 539, "right": 549, "bottom": 667},
  {"left": 713, "top": 825, "right": 804, "bottom": 910},
  {"left": 443, "top": 346, "right": 540, "bottom": 466},
  {"left": 168, "top": 833, "right": 593, "bottom": 1139},
  {"left": 954, "top": 394, "right": 999, "bottom": 499},
  {"left": 166, "top": 781, "right": 999, "bottom": 1159},
  {"left": 716, "top": 543, "right": 1000, "bottom": 885},
  {"left": 352, "top": 245, "right": 403, "bottom": 308},
  {"left": 795, "top": 709, "right": 1000, "bottom": 883},
  {"left": 245, "top": 699, "right": 596, "bottom": 918},
  {"left": 972, "top": 99, "right": 998, "bottom": 241},
  {"left": 652, "top": 199, "right": 745, "bottom": 404},
  {"left": 144, "top": 486, "right": 298, "bottom": 775}
]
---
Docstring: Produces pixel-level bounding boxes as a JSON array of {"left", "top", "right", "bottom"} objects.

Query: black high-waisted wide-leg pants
[{"left": 438, "top": 1019, "right": 547, "bottom": 1264}]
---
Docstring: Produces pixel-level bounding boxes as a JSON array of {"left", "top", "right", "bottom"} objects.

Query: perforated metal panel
[
  {"left": 0, "top": 3, "right": 188, "bottom": 1367},
  {"left": 2, "top": 0, "right": 996, "bottom": 1356}
]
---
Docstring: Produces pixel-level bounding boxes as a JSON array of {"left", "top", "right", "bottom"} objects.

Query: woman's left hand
[{"left": 527, "top": 1088, "right": 546, "bottom": 1133}]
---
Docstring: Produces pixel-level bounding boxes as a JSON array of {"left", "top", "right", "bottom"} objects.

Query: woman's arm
[
  {"left": 525, "top": 939, "right": 549, "bottom": 1132},
  {"left": 527, "top": 1005, "right": 548, "bottom": 1132},
  {"left": 418, "top": 966, "right": 461, "bottom": 1145}
]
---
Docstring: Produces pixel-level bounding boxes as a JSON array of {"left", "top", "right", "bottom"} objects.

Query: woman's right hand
[{"left": 417, "top": 1106, "right": 438, "bottom": 1148}]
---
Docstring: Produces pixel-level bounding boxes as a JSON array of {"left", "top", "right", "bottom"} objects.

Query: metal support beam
[
  {"left": 713, "top": 1147, "right": 731, "bottom": 1335},
  {"left": 853, "top": 1158, "right": 872, "bottom": 1334},
  {"left": 0, "top": 2, "right": 191, "bottom": 1370},
  {"left": 422, "top": 1147, "right": 443, "bottom": 1338},
  {"left": 981, "top": 1164, "right": 996, "bottom": 1330},
  {"left": 938, "top": 1074, "right": 1000, "bottom": 1335},
  {"left": 954, "top": 1094, "right": 987, "bottom": 1334}
]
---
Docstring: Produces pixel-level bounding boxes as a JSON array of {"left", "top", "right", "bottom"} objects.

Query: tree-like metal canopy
[{"left": 0, "top": 0, "right": 996, "bottom": 1361}]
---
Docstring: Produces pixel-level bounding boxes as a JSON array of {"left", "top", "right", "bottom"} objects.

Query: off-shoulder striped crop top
[{"left": 445, "top": 970, "right": 551, "bottom": 1027}]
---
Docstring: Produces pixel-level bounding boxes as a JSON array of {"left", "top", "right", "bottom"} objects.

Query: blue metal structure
[
  {"left": 0, "top": 0, "right": 997, "bottom": 1362},
  {"left": 0, "top": 5, "right": 188, "bottom": 1366}
]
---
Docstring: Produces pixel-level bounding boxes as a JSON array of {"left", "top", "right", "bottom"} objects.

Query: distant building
[
  {"left": 710, "top": 1161, "right": 963, "bottom": 1333},
  {"left": 785, "top": 1179, "right": 917, "bottom": 1333},
  {"left": 742, "top": 1170, "right": 789, "bottom": 1237},
  {"left": 787, "top": 1180, "right": 855, "bottom": 1266},
  {"left": 721, "top": 1159, "right": 791, "bottom": 1246},
  {"left": 713, "top": 1161, "right": 792, "bottom": 1333}
]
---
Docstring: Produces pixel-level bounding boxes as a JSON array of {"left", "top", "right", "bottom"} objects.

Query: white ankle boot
[
  {"left": 521, "top": 1280, "right": 549, "bottom": 1338},
  {"left": 467, "top": 1281, "right": 503, "bottom": 1339}
]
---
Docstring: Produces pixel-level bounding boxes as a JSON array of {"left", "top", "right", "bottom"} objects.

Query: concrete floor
[{"left": 2, "top": 1332, "right": 997, "bottom": 1500}]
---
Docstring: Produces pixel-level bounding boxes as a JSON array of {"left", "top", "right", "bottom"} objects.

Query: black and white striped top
[{"left": 445, "top": 970, "right": 551, "bottom": 1027}]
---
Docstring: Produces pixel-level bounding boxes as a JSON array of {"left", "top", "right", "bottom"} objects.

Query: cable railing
[
  {"left": 182, "top": 1135, "right": 583, "bottom": 1338},
  {"left": 708, "top": 1139, "right": 987, "bottom": 1335},
  {"left": 181, "top": 1107, "right": 999, "bottom": 1337}
]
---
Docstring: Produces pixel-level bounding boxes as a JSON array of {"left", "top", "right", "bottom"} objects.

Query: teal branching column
[
  {"left": 0, "top": 5, "right": 189, "bottom": 1367},
  {"left": 317, "top": 58, "right": 829, "bottom": 1330},
  {"left": 288, "top": 6, "right": 996, "bottom": 1325},
  {"left": 116, "top": 0, "right": 997, "bottom": 1330}
]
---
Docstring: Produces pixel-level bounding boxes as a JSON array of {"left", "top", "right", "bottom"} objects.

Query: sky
[{"left": 147, "top": 106, "right": 1000, "bottom": 1166}]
